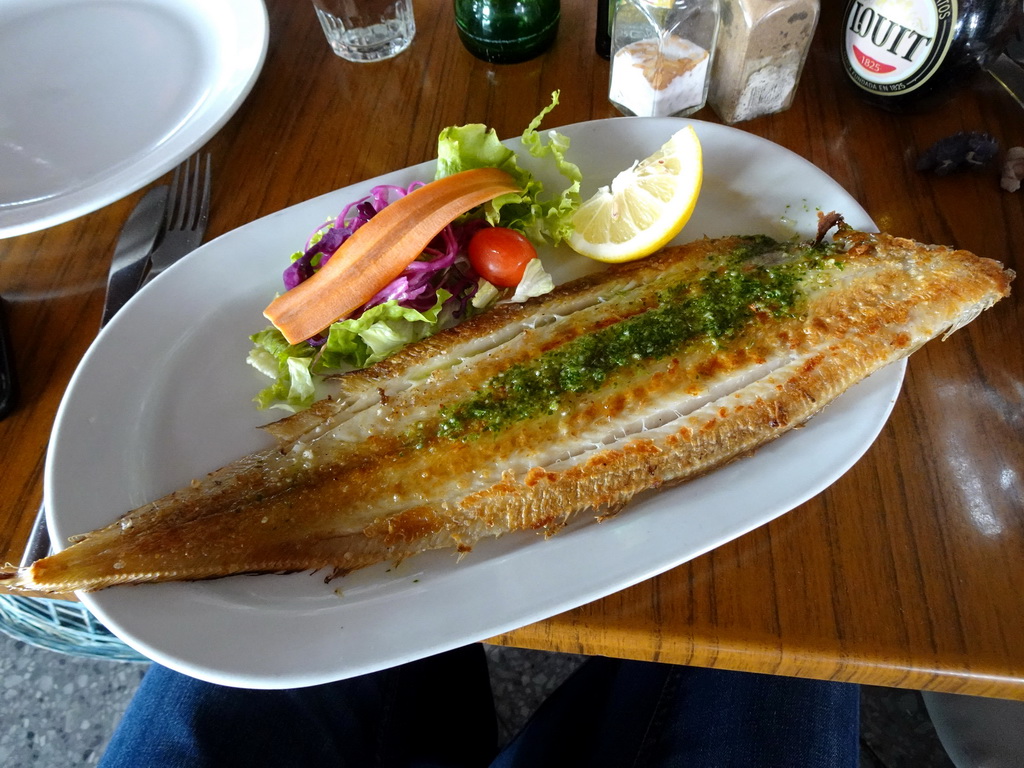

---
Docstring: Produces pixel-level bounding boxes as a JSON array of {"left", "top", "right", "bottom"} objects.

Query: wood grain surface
[{"left": 1, "top": 0, "right": 1021, "bottom": 697}]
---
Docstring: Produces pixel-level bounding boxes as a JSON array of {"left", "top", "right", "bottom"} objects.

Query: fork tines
[{"left": 167, "top": 152, "right": 212, "bottom": 233}]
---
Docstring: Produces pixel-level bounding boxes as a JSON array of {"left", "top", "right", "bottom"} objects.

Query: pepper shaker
[
  {"left": 708, "top": 0, "right": 819, "bottom": 124},
  {"left": 608, "top": 0, "right": 721, "bottom": 118}
]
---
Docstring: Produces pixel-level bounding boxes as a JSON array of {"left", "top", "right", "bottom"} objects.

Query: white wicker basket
[{"left": 0, "top": 594, "right": 147, "bottom": 662}]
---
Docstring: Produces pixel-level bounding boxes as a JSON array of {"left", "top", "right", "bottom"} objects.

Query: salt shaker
[
  {"left": 708, "top": 0, "right": 819, "bottom": 124},
  {"left": 608, "top": 0, "right": 721, "bottom": 118}
]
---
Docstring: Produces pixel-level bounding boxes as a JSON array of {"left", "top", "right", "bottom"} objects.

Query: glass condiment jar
[
  {"left": 454, "top": 0, "right": 560, "bottom": 64},
  {"left": 708, "top": 0, "right": 819, "bottom": 124},
  {"left": 608, "top": 0, "right": 721, "bottom": 117}
]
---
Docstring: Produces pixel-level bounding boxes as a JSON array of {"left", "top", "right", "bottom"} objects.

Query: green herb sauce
[{"left": 429, "top": 239, "right": 835, "bottom": 442}]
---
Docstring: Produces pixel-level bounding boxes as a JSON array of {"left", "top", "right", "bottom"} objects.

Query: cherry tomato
[{"left": 467, "top": 227, "right": 537, "bottom": 288}]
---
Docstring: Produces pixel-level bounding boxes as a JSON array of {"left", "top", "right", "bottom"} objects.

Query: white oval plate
[
  {"left": 0, "top": 0, "right": 268, "bottom": 239},
  {"left": 46, "top": 117, "right": 904, "bottom": 689}
]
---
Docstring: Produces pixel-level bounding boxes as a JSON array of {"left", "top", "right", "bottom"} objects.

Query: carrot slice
[{"left": 265, "top": 168, "right": 521, "bottom": 344}]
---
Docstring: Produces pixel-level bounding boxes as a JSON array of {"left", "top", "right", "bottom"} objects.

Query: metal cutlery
[
  {"left": 19, "top": 504, "right": 50, "bottom": 569},
  {"left": 99, "top": 185, "right": 169, "bottom": 326},
  {"left": 20, "top": 152, "right": 213, "bottom": 568},
  {"left": 18, "top": 186, "right": 170, "bottom": 566},
  {"left": 141, "top": 153, "right": 212, "bottom": 286}
]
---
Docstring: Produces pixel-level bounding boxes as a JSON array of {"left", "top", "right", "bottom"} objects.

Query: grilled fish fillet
[{"left": 3, "top": 222, "right": 1013, "bottom": 593}]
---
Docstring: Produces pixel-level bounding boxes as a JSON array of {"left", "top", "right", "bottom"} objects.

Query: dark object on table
[
  {"left": 916, "top": 132, "right": 1000, "bottom": 175},
  {"left": 0, "top": 297, "right": 16, "bottom": 420}
]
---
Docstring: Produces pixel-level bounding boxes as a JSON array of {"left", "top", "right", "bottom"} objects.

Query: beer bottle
[{"left": 841, "top": 0, "right": 1019, "bottom": 112}]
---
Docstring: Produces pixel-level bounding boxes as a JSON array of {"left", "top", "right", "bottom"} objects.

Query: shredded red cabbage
[
  {"left": 282, "top": 183, "right": 488, "bottom": 338},
  {"left": 283, "top": 184, "right": 422, "bottom": 291}
]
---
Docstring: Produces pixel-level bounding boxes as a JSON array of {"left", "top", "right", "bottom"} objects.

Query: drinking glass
[{"left": 312, "top": 0, "right": 416, "bottom": 62}]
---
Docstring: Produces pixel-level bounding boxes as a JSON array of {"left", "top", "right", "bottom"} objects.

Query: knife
[
  {"left": 99, "top": 185, "right": 169, "bottom": 327},
  {"left": 19, "top": 186, "right": 170, "bottom": 567}
]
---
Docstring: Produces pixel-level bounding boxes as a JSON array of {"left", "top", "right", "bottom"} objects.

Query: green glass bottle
[{"left": 454, "top": 0, "right": 561, "bottom": 64}]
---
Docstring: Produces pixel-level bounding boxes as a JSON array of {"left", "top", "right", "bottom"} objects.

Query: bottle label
[{"left": 842, "top": 0, "right": 957, "bottom": 95}]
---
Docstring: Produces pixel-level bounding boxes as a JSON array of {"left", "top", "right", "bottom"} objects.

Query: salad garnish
[{"left": 249, "top": 92, "right": 580, "bottom": 411}]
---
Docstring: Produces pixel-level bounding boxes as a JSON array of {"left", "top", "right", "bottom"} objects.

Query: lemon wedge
[{"left": 567, "top": 126, "right": 703, "bottom": 263}]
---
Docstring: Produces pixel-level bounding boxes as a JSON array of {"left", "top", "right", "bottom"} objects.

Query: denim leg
[
  {"left": 491, "top": 658, "right": 859, "bottom": 768},
  {"left": 99, "top": 644, "right": 497, "bottom": 768}
]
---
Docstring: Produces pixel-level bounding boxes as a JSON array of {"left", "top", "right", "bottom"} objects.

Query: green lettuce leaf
[
  {"left": 246, "top": 329, "right": 317, "bottom": 411},
  {"left": 318, "top": 291, "right": 450, "bottom": 369},
  {"left": 435, "top": 91, "right": 581, "bottom": 245},
  {"left": 247, "top": 293, "right": 450, "bottom": 410}
]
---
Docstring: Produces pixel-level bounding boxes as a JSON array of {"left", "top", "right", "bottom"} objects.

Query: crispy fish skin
[{"left": 4, "top": 225, "right": 1013, "bottom": 593}]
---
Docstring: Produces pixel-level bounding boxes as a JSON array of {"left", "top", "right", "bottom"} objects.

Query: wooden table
[{"left": 2, "top": 0, "right": 1021, "bottom": 698}]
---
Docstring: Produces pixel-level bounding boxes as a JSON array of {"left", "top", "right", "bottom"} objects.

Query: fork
[
  {"left": 19, "top": 153, "right": 212, "bottom": 569},
  {"left": 142, "top": 152, "right": 212, "bottom": 285}
]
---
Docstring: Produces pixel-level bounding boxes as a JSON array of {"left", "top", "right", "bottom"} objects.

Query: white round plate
[
  {"left": 0, "top": 0, "right": 268, "bottom": 239},
  {"left": 46, "top": 117, "right": 904, "bottom": 689}
]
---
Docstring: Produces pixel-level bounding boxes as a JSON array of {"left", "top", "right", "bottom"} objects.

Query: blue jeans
[{"left": 100, "top": 646, "right": 859, "bottom": 768}]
